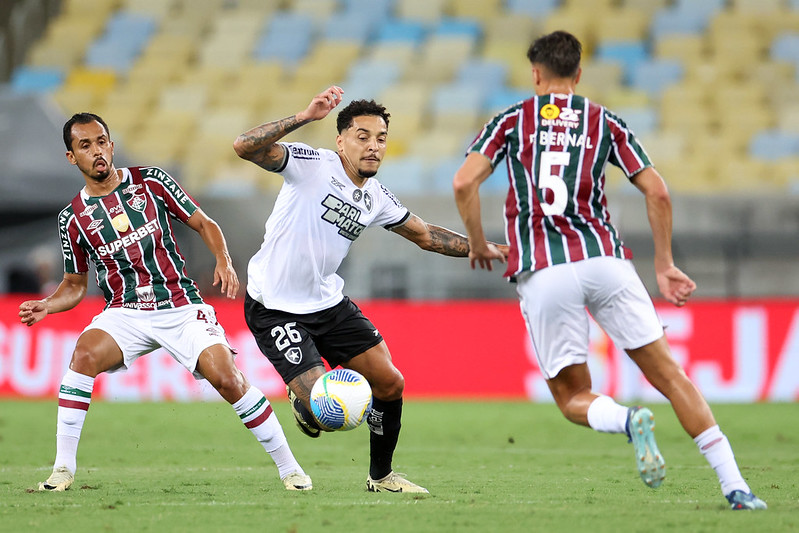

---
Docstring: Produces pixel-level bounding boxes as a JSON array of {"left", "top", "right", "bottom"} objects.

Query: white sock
[
  {"left": 232, "top": 386, "right": 304, "bottom": 479},
  {"left": 694, "top": 425, "right": 750, "bottom": 496},
  {"left": 54, "top": 370, "right": 95, "bottom": 475},
  {"left": 586, "top": 395, "right": 629, "bottom": 434}
]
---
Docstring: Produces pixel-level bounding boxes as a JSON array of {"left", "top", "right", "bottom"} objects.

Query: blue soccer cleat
[
  {"left": 726, "top": 490, "right": 767, "bottom": 510},
  {"left": 626, "top": 406, "right": 666, "bottom": 488}
]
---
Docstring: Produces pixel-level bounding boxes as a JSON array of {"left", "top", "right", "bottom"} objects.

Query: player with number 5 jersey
[
  {"left": 20, "top": 113, "right": 311, "bottom": 494},
  {"left": 453, "top": 31, "right": 766, "bottom": 511},
  {"left": 469, "top": 93, "right": 648, "bottom": 275}
]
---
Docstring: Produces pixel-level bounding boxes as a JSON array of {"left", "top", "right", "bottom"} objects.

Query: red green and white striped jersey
[
  {"left": 58, "top": 166, "right": 204, "bottom": 310},
  {"left": 468, "top": 93, "right": 652, "bottom": 278}
]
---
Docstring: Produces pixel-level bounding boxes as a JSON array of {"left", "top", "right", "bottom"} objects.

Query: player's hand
[
  {"left": 468, "top": 242, "right": 507, "bottom": 271},
  {"left": 19, "top": 299, "right": 48, "bottom": 327},
  {"left": 297, "top": 86, "right": 344, "bottom": 122},
  {"left": 656, "top": 265, "right": 696, "bottom": 307},
  {"left": 213, "top": 256, "right": 239, "bottom": 299}
]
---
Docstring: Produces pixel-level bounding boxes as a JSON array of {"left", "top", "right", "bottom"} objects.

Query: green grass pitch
[{"left": 0, "top": 400, "right": 796, "bottom": 532}]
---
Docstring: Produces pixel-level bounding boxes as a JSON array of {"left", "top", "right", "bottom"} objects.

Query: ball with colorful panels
[{"left": 310, "top": 369, "right": 373, "bottom": 431}]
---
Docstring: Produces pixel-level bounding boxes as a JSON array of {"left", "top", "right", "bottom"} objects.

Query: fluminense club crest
[{"left": 127, "top": 193, "right": 147, "bottom": 212}]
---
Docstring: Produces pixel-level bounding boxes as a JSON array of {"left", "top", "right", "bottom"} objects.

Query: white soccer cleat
[
  {"left": 366, "top": 472, "right": 429, "bottom": 493},
  {"left": 282, "top": 471, "right": 313, "bottom": 491},
  {"left": 38, "top": 466, "right": 74, "bottom": 492}
]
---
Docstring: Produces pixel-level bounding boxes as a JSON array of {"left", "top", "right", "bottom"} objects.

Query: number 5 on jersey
[{"left": 538, "top": 151, "right": 569, "bottom": 216}]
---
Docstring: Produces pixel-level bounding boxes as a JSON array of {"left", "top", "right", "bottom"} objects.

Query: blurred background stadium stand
[{"left": 1, "top": 0, "right": 798, "bottom": 300}]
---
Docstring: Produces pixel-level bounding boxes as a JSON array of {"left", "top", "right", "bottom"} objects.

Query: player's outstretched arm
[
  {"left": 632, "top": 167, "right": 696, "bottom": 307},
  {"left": 186, "top": 209, "right": 239, "bottom": 299},
  {"left": 233, "top": 85, "right": 344, "bottom": 171},
  {"left": 390, "top": 214, "right": 507, "bottom": 267},
  {"left": 18, "top": 272, "right": 88, "bottom": 326}
]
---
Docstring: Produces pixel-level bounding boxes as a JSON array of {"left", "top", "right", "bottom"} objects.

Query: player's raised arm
[
  {"left": 18, "top": 272, "right": 88, "bottom": 326},
  {"left": 233, "top": 85, "right": 344, "bottom": 171}
]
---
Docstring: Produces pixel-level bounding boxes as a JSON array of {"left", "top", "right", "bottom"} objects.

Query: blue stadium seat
[
  {"left": 253, "top": 12, "right": 314, "bottom": 65},
  {"left": 375, "top": 19, "right": 426, "bottom": 45},
  {"left": 506, "top": 0, "right": 561, "bottom": 17},
  {"left": 456, "top": 59, "right": 508, "bottom": 94},
  {"left": 323, "top": 11, "right": 375, "bottom": 44},
  {"left": 344, "top": 59, "right": 401, "bottom": 98},
  {"left": 432, "top": 17, "right": 482, "bottom": 40},
  {"left": 595, "top": 41, "right": 649, "bottom": 84},
  {"left": 85, "top": 11, "right": 157, "bottom": 73},
  {"left": 377, "top": 156, "right": 428, "bottom": 194},
  {"left": 749, "top": 130, "right": 799, "bottom": 160},
  {"left": 9, "top": 66, "right": 64, "bottom": 93},
  {"left": 431, "top": 83, "right": 487, "bottom": 113},
  {"left": 485, "top": 88, "right": 531, "bottom": 114},
  {"left": 650, "top": 7, "right": 710, "bottom": 40},
  {"left": 628, "top": 59, "right": 683, "bottom": 98},
  {"left": 771, "top": 32, "right": 799, "bottom": 65},
  {"left": 613, "top": 107, "right": 658, "bottom": 137}
]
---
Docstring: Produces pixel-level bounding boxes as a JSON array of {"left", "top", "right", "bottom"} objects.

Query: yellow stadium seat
[
  {"left": 53, "top": 87, "right": 98, "bottom": 115},
  {"left": 654, "top": 35, "right": 706, "bottom": 63},
  {"left": 64, "top": 67, "right": 117, "bottom": 102},
  {"left": 395, "top": 0, "right": 448, "bottom": 23},
  {"left": 594, "top": 8, "right": 649, "bottom": 43},
  {"left": 446, "top": 0, "right": 504, "bottom": 19},
  {"left": 158, "top": 83, "right": 209, "bottom": 114},
  {"left": 483, "top": 13, "right": 543, "bottom": 46},
  {"left": 405, "top": 36, "right": 477, "bottom": 84}
]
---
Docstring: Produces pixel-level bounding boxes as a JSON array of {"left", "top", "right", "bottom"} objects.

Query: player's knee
[
  {"left": 214, "top": 370, "right": 248, "bottom": 398},
  {"left": 69, "top": 346, "right": 104, "bottom": 376},
  {"left": 371, "top": 370, "right": 404, "bottom": 401}
]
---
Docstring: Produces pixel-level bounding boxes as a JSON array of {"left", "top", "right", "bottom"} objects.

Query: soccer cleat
[
  {"left": 366, "top": 472, "right": 429, "bottom": 494},
  {"left": 38, "top": 466, "right": 74, "bottom": 492},
  {"left": 282, "top": 471, "right": 313, "bottom": 491},
  {"left": 726, "top": 490, "right": 767, "bottom": 510},
  {"left": 626, "top": 406, "right": 666, "bottom": 489},
  {"left": 286, "top": 386, "right": 321, "bottom": 438}
]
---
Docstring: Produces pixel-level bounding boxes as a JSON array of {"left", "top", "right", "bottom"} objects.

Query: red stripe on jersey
[
  {"left": 244, "top": 404, "right": 273, "bottom": 429},
  {"left": 58, "top": 398, "right": 90, "bottom": 411},
  {"left": 130, "top": 168, "right": 191, "bottom": 307}
]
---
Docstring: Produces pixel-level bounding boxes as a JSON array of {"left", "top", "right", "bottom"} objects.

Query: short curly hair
[
  {"left": 336, "top": 99, "right": 390, "bottom": 133},
  {"left": 526, "top": 30, "right": 582, "bottom": 79}
]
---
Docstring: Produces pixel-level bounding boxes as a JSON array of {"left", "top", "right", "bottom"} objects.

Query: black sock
[{"left": 367, "top": 397, "right": 402, "bottom": 480}]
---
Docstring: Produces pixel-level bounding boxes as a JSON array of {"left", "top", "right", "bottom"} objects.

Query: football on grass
[{"left": 310, "top": 369, "right": 373, "bottom": 431}]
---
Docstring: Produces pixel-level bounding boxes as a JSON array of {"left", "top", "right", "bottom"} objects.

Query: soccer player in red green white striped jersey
[
  {"left": 18, "top": 113, "right": 311, "bottom": 492},
  {"left": 453, "top": 31, "right": 766, "bottom": 510}
]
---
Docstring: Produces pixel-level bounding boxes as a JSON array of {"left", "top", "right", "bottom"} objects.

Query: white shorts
[
  {"left": 83, "top": 304, "right": 231, "bottom": 379},
  {"left": 516, "top": 256, "right": 664, "bottom": 379}
]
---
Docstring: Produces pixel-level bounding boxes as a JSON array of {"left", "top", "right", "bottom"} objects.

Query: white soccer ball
[{"left": 310, "top": 369, "right": 373, "bottom": 431}]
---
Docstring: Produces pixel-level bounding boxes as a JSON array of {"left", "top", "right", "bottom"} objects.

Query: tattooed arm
[
  {"left": 390, "top": 214, "right": 508, "bottom": 262},
  {"left": 233, "top": 85, "right": 345, "bottom": 171}
]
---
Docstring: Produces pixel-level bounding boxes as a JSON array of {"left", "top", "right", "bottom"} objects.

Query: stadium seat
[
  {"left": 374, "top": 19, "right": 427, "bottom": 45},
  {"left": 394, "top": 0, "right": 448, "bottom": 24},
  {"left": 628, "top": 58, "right": 683, "bottom": 98},
  {"left": 9, "top": 66, "right": 64, "bottom": 93},
  {"left": 594, "top": 40, "right": 648, "bottom": 84},
  {"left": 749, "top": 130, "right": 799, "bottom": 161},
  {"left": 613, "top": 106, "right": 658, "bottom": 137},
  {"left": 506, "top": 0, "right": 561, "bottom": 17},
  {"left": 322, "top": 11, "right": 375, "bottom": 45},
  {"left": 771, "top": 32, "right": 799, "bottom": 66},
  {"left": 253, "top": 12, "right": 315, "bottom": 66},
  {"left": 375, "top": 156, "right": 428, "bottom": 195},
  {"left": 595, "top": 8, "right": 649, "bottom": 43},
  {"left": 455, "top": 59, "right": 508, "bottom": 94},
  {"left": 650, "top": 6, "right": 710, "bottom": 41},
  {"left": 484, "top": 88, "right": 530, "bottom": 115}
]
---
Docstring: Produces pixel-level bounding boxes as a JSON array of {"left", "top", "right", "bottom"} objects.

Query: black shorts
[{"left": 244, "top": 293, "right": 384, "bottom": 384}]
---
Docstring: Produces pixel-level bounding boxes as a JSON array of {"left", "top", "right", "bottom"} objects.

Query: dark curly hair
[
  {"left": 63, "top": 112, "right": 110, "bottom": 151},
  {"left": 526, "top": 30, "right": 582, "bottom": 79},
  {"left": 336, "top": 99, "right": 390, "bottom": 133}
]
